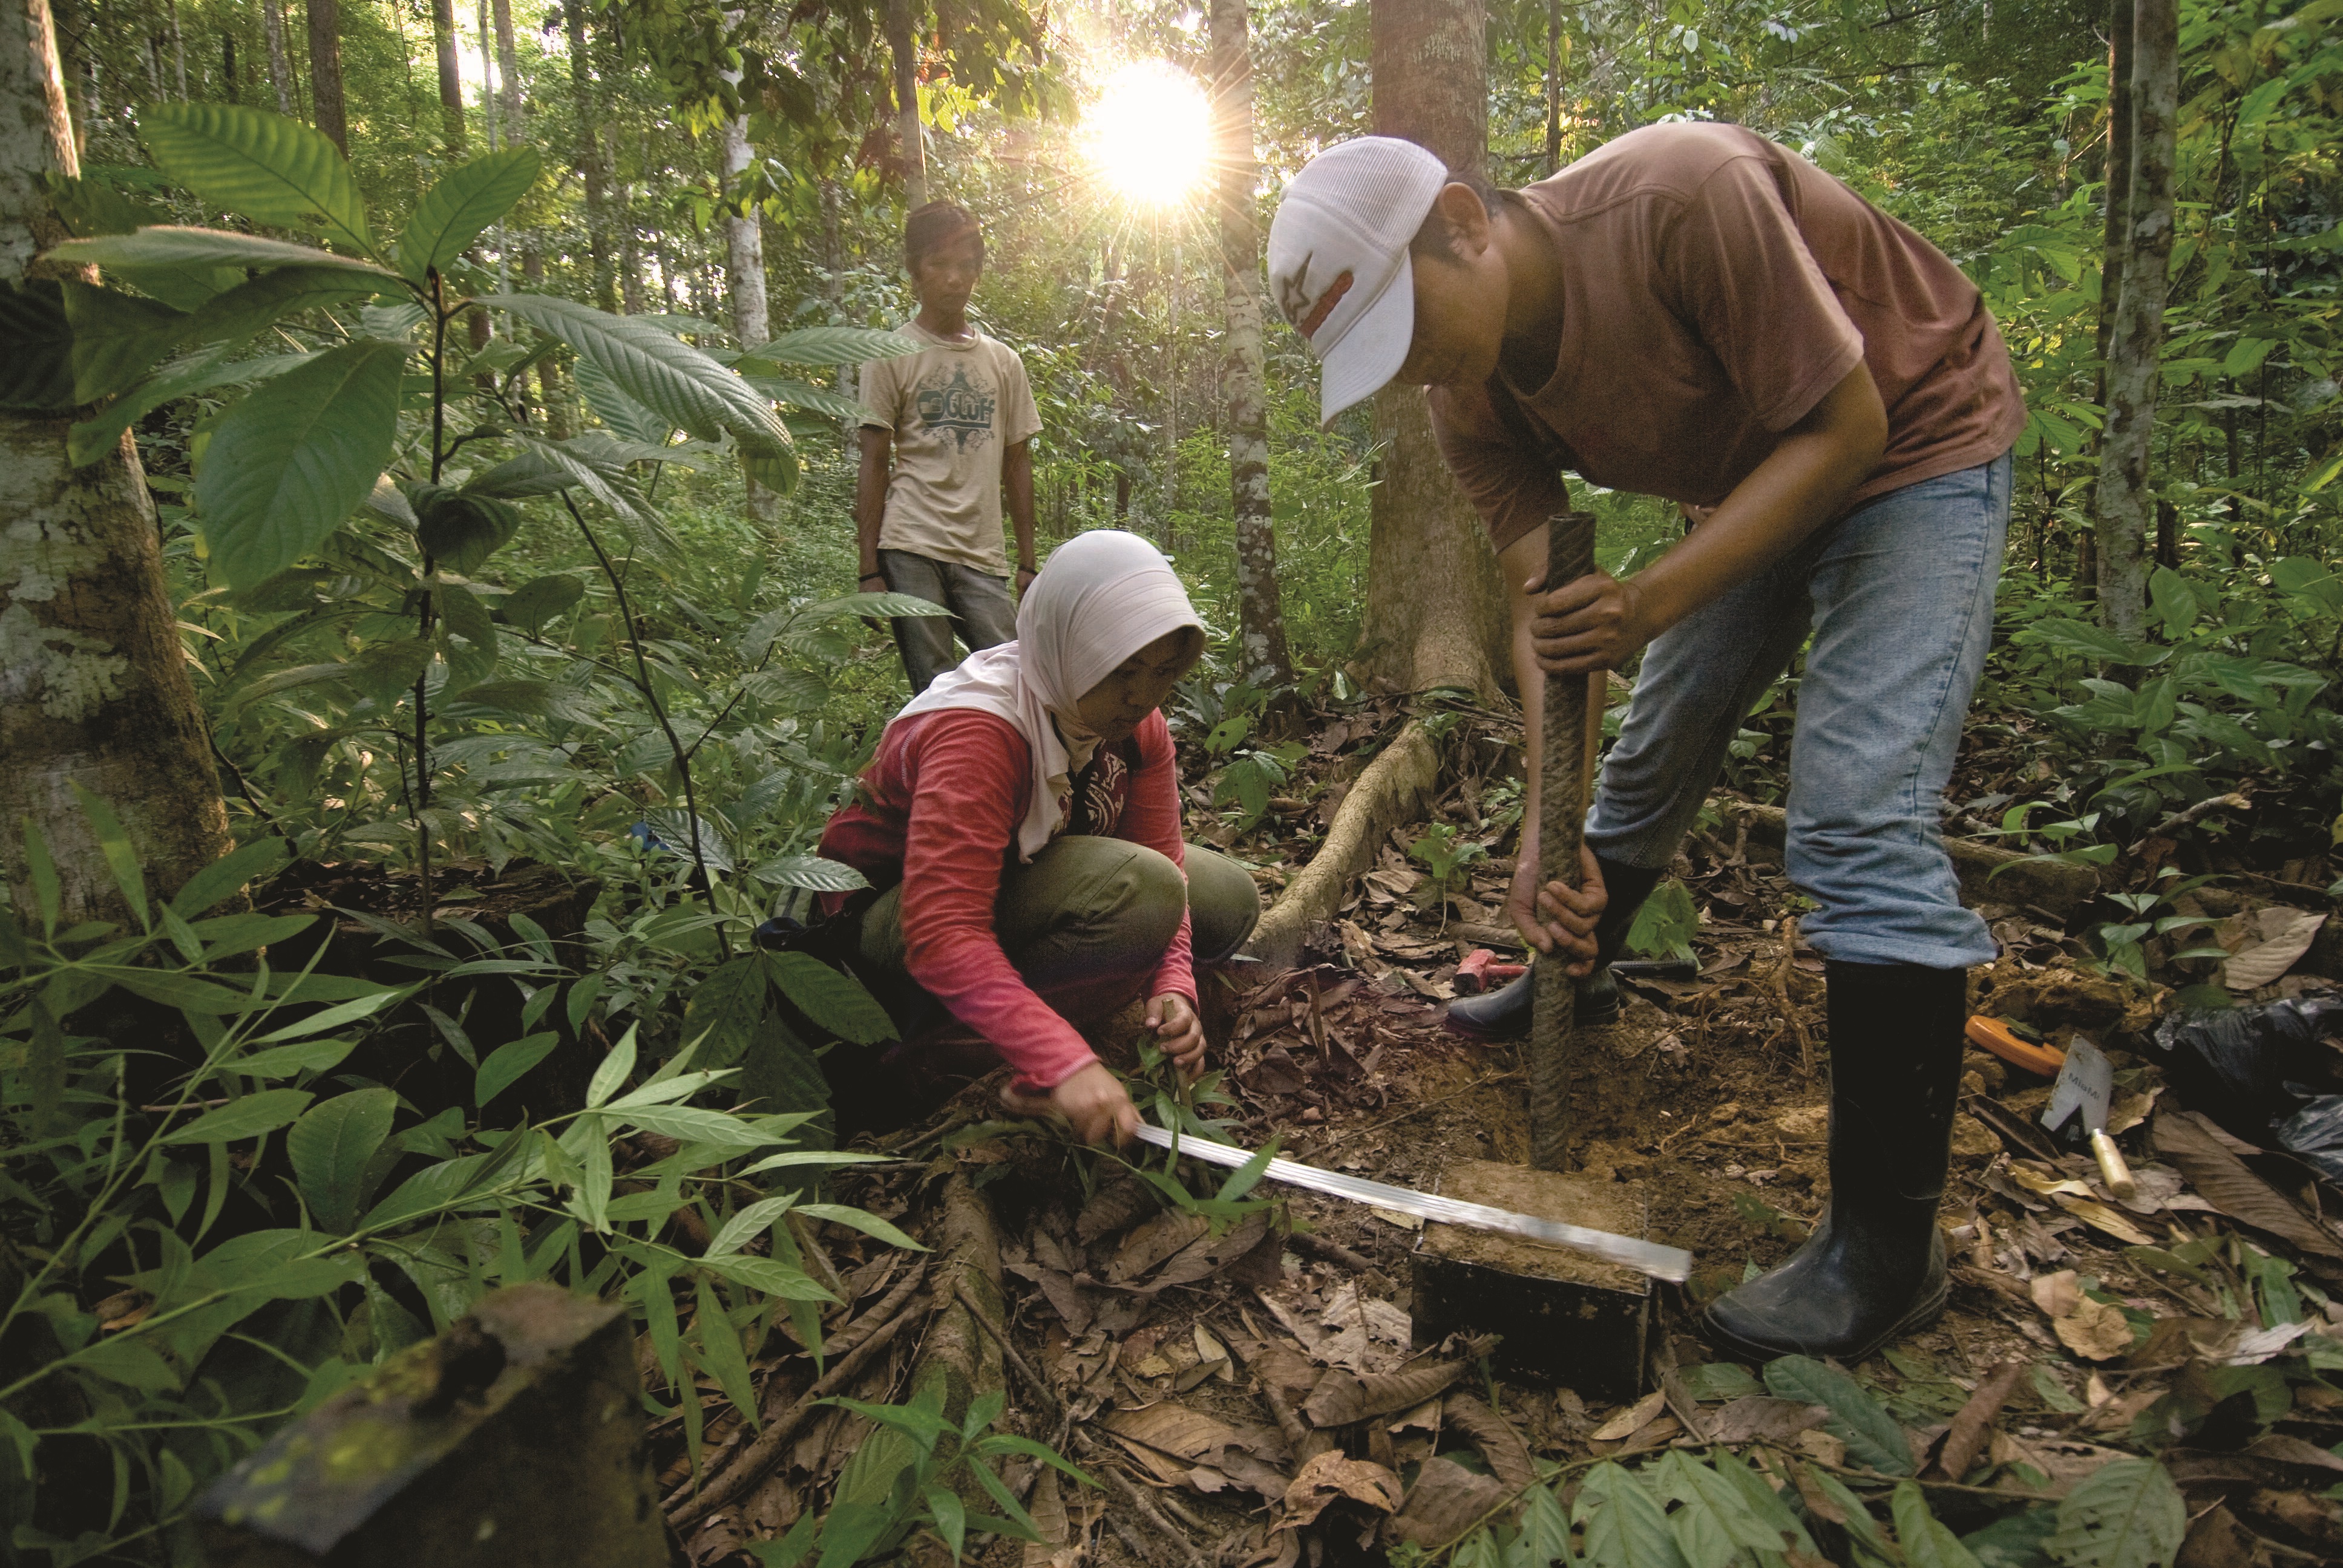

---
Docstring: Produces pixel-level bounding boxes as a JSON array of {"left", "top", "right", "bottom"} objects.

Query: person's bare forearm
[
  {"left": 855, "top": 428, "right": 891, "bottom": 578},
  {"left": 1004, "top": 440, "right": 1037, "bottom": 572}
]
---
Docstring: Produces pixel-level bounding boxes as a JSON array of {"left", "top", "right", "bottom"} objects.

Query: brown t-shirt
[{"left": 1429, "top": 122, "right": 2026, "bottom": 554}]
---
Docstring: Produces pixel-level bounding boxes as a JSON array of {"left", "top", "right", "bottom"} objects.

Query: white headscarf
[{"left": 893, "top": 530, "right": 1204, "bottom": 862}]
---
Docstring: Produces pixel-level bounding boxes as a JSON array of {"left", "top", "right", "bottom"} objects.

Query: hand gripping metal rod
[{"left": 1132, "top": 1124, "right": 1692, "bottom": 1283}]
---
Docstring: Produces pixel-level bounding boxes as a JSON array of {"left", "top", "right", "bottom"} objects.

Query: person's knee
[
  {"left": 1112, "top": 846, "right": 1190, "bottom": 954},
  {"left": 1185, "top": 849, "right": 1262, "bottom": 962}
]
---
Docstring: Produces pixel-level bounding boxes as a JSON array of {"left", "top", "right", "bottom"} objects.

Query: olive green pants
[{"left": 856, "top": 836, "right": 1261, "bottom": 1044}]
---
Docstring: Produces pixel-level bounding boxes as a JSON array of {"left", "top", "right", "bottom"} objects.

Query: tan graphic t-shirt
[
  {"left": 1428, "top": 122, "right": 2026, "bottom": 554},
  {"left": 859, "top": 322, "right": 1043, "bottom": 576}
]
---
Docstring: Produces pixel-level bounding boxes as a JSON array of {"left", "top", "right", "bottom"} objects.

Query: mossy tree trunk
[
  {"left": 2095, "top": 0, "right": 2175, "bottom": 643},
  {"left": 2, "top": 0, "right": 231, "bottom": 929},
  {"left": 1207, "top": 0, "right": 1291, "bottom": 690}
]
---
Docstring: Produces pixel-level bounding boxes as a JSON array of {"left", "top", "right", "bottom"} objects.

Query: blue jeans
[{"left": 1586, "top": 454, "right": 2012, "bottom": 970}]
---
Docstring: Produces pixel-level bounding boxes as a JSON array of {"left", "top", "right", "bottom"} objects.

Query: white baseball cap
[{"left": 1267, "top": 137, "right": 1449, "bottom": 425}]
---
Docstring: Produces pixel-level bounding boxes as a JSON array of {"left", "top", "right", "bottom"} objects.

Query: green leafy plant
[{"left": 1409, "top": 822, "right": 1490, "bottom": 917}]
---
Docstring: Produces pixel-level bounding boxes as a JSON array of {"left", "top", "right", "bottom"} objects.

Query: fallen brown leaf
[
  {"left": 1930, "top": 1360, "right": 2027, "bottom": 1481},
  {"left": 1301, "top": 1359, "right": 1468, "bottom": 1428},
  {"left": 1280, "top": 1450, "right": 1404, "bottom": 1528},
  {"left": 1442, "top": 1391, "right": 1535, "bottom": 1489},
  {"left": 1589, "top": 1390, "right": 1668, "bottom": 1442},
  {"left": 2053, "top": 1296, "right": 2137, "bottom": 1362},
  {"left": 1705, "top": 1396, "right": 1830, "bottom": 1445},
  {"left": 2154, "top": 1112, "right": 2343, "bottom": 1258},
  {"left": 1384, "top": 1455, "right": 1513, "bottom": 1549}
]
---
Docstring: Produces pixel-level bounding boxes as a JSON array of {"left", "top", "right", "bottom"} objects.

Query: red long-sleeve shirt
[{"left": 818, "top": 708, "right": 1194, "bottom": 1090}]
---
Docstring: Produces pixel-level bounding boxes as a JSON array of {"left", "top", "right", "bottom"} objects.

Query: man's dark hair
[
  {"left": 1409, "top": 168, "right": 1509, "bottom": 266},
  {"left": 905, "top": 200, "right": 985, "bottom": 272}
]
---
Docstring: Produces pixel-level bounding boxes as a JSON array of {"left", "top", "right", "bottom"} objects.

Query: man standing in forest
[
  {"left": 857, "top": 201, "right": 1043, "bottom": 693},
  {"left": 1267, "top": 129, "right": 2023, "bottom": 1364}
]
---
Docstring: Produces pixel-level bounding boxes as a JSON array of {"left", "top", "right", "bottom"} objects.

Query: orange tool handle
[{"left": 1964, "top": 1016, "right": 2065, "bottom": 1078}]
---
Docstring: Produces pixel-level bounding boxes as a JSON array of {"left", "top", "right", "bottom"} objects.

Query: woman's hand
[
  {"left": 999, "top": 1061, "right": 1141, "bottom": 1148},
  {"left": 1147, "top": 993, "right": 1207, "bottom": 1079},
  {"left": 1528, "top": 569, "right": 1655, "bottom": 675},
  {"left": 1506, "top": 835, "right": 1608, "bottom": 973}
]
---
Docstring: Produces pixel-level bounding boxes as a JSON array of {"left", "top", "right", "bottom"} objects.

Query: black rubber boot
[
  {"left": 1704, "top": 960, "right": 1967, "bottom": 1363},
  {"left": 1443, "top": 857, "right": 1663, "bottom": 1039}
]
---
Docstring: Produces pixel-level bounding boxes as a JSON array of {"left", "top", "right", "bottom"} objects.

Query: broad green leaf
[
  {"left": 586, "top": 1024, "right": 638, "bottom": 1108},
  {"left": 44, "top": 226, "right": 396, "bottom": 278},
  {"left": 499, "top": 573, "right": 587, "bottom": 633},
  {"left": 736, "top": 1150, "right": 888, "bottom": 1176},
  {"left": 195, "top": 340, "right": 405, "bottom": 589},
  {"left": 1575, "top": 1463, "right": 1691, "bottom": 1568},
  {"left": 42, "top": 171, "right": 163, "bottom": 237},
  {"left": 140, "top": 105, "right": 375, "bottom": 255},
  {"left": 227, "top": 1037, "right": 356, "bottom": 1079},
  {"left": 1895, "top": 1480, "right": 1985, "bottom": 1568},
  {"left": 2044, "top": 1457, "right": 2183, "bottom": 1568},
  {"left": 704, "top": 1252, "right": 836, "bottom": 1302},
  {"left": 767, "top": 952, "right": 897, "bottom": 1045},
  {"left": 695, "top": 1275, "right": 761, "bottom": 1424},
  {"left": 739, "top": 1014, "right": 834, "bottom": 1140},
  {"left": 2024, "top": 617, "right": 2139, "bottom": 665},
  {"left": 2147, "top": 567, "right": 2198, "bottom": 642},
  {"left": 570, "top": 350, "right": 673, "bottom": 445},
  {"left": 2221, "top": 336, "right": 2276, "bottom": 377},
  {"left": 160, "top": 1088, "right": 313, "bottom": 1145},
  {"left": 398, "top": 146, "right": 541, "bottom": 281},
  {"left": 741, "top": 374, "right": 865, "bottom": 421},
  {"left": 1765, "top": 1355, "right": 1913, "bottom": 1475},
  {"left": 169, "top": 835, "right": 291, "bottom": 918},
  {"left": 707, "top": 1194, "right": 799, "bottom": 1259},
  {"left": 605, "top": 1103, "right": 768, "bottom": 1145},
  {"left": 484, "top": 292, "right": 787, "bottom": 455},
  {"left": 793, "top": 1204, "right": 926, "bottom": 1253},
  {"left": 686, "top": 956, "right": 770, "bottom": 1071},
  {"left": 71, "top": 348, "right": 317, "bottom": 468},
  {"left": 744, "top": 858, "right": 871, "bottom": 900},
  {"left": 475, "top": 1032, "right": 560, "bottom": 1108},
  {"left": 75, "top": 1336, "right": 182, "bottom": 1393},
  {"left": 59, "top": 281, "right": 187, "bottom": 402},
  {"left": 433, "top": 582, "right": 500, "bottom": 696},
  {"left": 287, "top": 1087, "right": 396, "bottom": 1232},
  {"left": 0, "top": 279, "right": 75, "bottom": 411},
  {"left": 251, "top": 987, "right": 402, "bottom": 1041},
  {"left": 738, "top": 326, "right": 921, "bottom": 367},
  {"left": 69, "top": 782, "right": 149, "bottom": 927},
  {"left": 184, "top": 266, "right": 377, "bottom": 347}
]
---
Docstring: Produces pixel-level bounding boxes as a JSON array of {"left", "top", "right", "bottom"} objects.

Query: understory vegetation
[{"left": 4, "top": 0, "right": 2342, "bottom": 1566}]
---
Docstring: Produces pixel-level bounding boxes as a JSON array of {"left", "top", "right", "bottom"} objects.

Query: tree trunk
[
  {"left": 720, "top": 12, "right": 775, "bottom": 521},
  {"left": 431, "top": 0, "right": 467, "bottom": 155},
  {"left": 1543, "top": 0, "right": 1562, "bottom": 176},
  {"left": 2, "top": 0, "right": 231, "bottom": 929},
  {"left": 166, "top": 0, "right": 186, "bottom": 98},
  {"left": 491, "top": 0, "right": 523, "bottom": 140},
  {"left": 261, "top": 0, "right": 292, "bottom": 115},
  {"left": 306, "top": 0, "right": 346, "bottom": 152},
  {"left": 1363, "top": 0, "right": 1510, "bottom": 699},
  {"left": 2094, "top": 0, "right": 2176, "bottom": 643},
  {"left": 567, "top": 1, "right": 615, "bottom": 310},
  {"left": 2080, "top": 0, "right": 2131, "bottom": 610},
  {"left": 1207, "top": 0, "right": 1291, "bottom": 690},
  {"left": 885, "top": 0, "right": 925, "bottom": 208}
]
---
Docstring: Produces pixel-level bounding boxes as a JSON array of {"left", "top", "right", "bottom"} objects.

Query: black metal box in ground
[{"left": 1410, "top": 1160, "right": 1651, "bottom": 1405}]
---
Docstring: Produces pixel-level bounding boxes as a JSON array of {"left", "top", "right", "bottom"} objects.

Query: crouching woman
[{"left": 815, "top": 529, "right": 1259, "bottom": 1145}]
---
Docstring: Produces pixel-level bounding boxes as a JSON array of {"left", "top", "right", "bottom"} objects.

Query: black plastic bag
[
  {"left": 2147, "top": 996, "right": 2343, "bottom": 1142},
  {"left": 2275, "top": 1096, "right": 2343, "bottom": 1186}
]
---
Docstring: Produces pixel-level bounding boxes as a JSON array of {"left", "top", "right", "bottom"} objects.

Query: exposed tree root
[{"left": 1250, "top": 718, "right": 1446, "bottom": 968}]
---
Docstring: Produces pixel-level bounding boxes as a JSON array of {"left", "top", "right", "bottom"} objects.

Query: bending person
[{"left": 816, "top": 529, "right": 1259, "bottom": 1145}]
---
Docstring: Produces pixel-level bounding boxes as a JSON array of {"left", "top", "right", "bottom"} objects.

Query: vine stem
[{"left": 554, "top": 489, "right": 730, "bottom": 958}]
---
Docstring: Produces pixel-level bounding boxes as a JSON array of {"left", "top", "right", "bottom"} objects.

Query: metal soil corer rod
[{"left": 1530, "top": 511, "right": 1599, "bottom": 1172}]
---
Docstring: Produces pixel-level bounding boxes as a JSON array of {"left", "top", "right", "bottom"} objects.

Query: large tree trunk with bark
[
  {"left": 1543, "top": 0, "right": 1563, "bottom": 176},
  {"left": 2, "top": 0, "right": 231, "bottom": 928},
  {"left": 885, "top": 0, "right": 925, "bottom": 207},
  {"left": 491, "top": 0, "right": 523, "bottom": 139},
  {"left": 2094, "top": 0, "right": 2176, "bottom": 642},
  {"left": 431, "top": 0, "right": 467, "bottom": 155},
  {"left": 1208, "top": 0, "right": 1291, "bottom": 690},
  {"left": 1363, "top": 0, "right": 1510, "bottom": 699},
  {"left": 305, "top": 0, "right": 346, "bottom": 152},
  {"left": 567, "top": 2, "right": 615, "bottom": 311},
  {"left": 261, "top": 0, "right": 293, "bottom": 114},
  {"left": 721, "top": 11, "right": 775, "bottom": 521}
]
